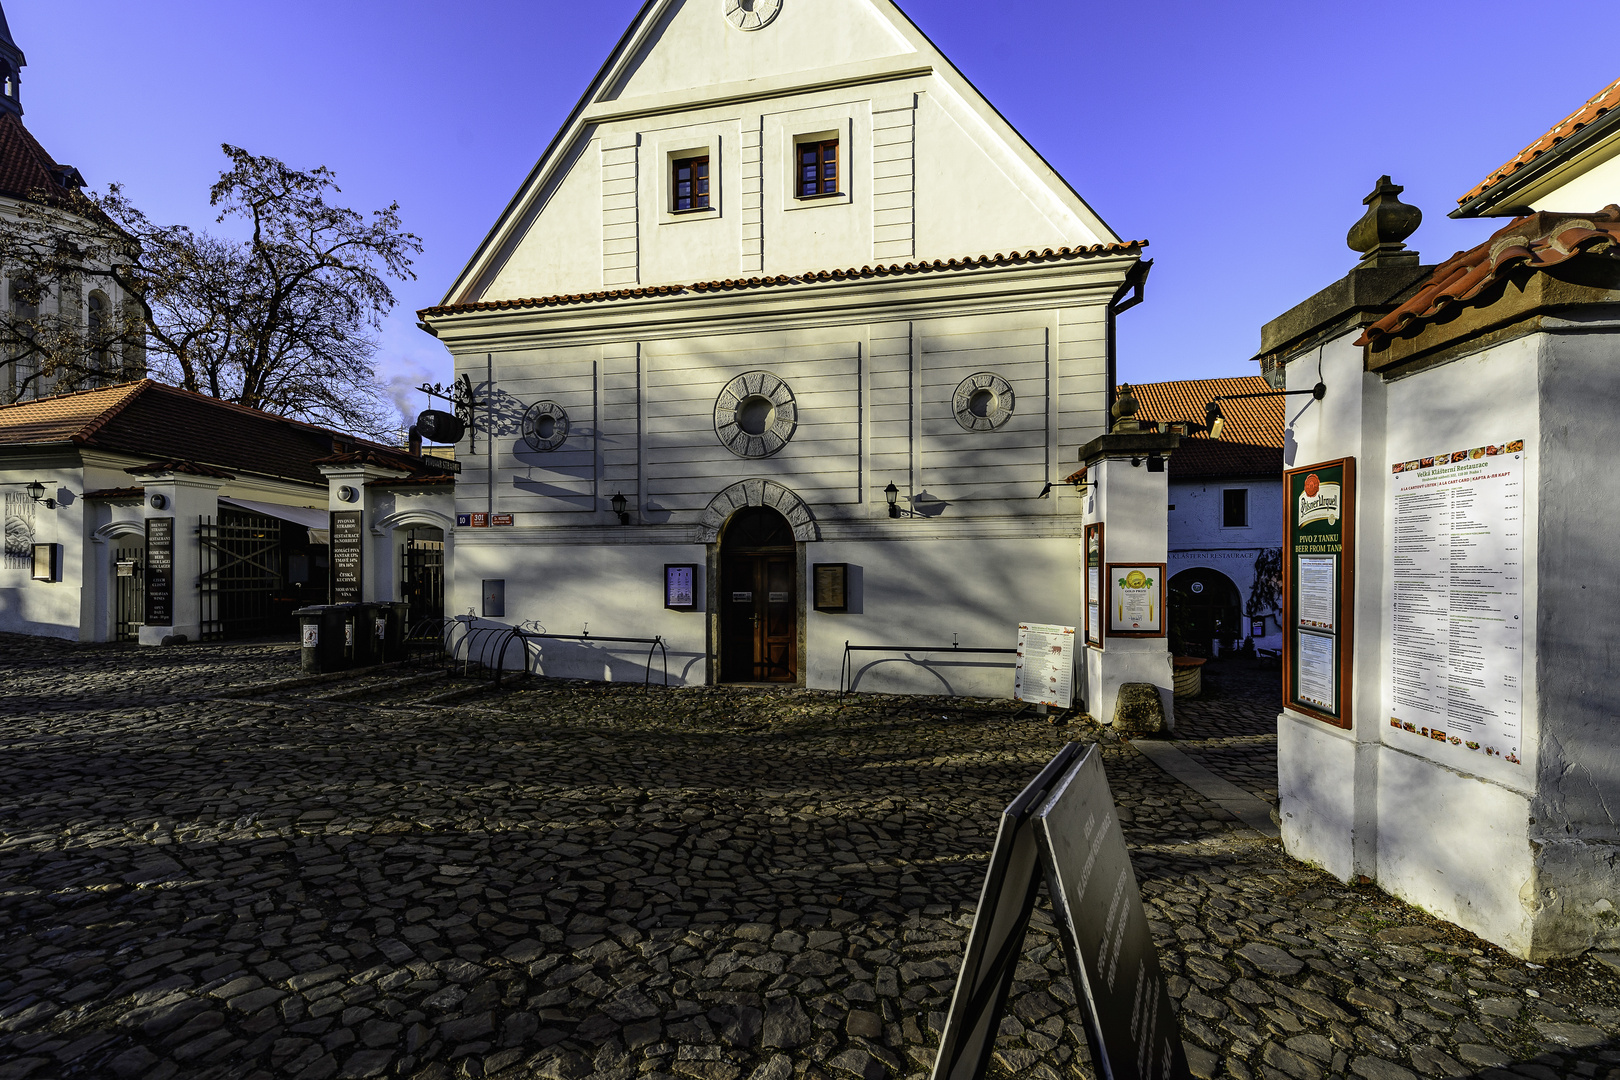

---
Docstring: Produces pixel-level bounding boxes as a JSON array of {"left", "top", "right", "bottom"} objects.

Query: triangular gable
[{"left": 441, "top": 0, "right": 1122, "bottom": 307}]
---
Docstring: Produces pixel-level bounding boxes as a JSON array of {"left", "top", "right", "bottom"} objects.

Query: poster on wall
[
  {"left": 664, "top": 564, "right": 698, "bottom": 610},
  {"left": 145, "top": 517, "right": 174, "bottom": 627},
  {"left": 1284, "top": 458, "right": 1355, "bottom": 727},
  {"left": 1106, "top": 563, "right": 1165, "bottom": 637},
  {"left": 1084, "top": 524, "right": 1104, "bottom": 647},
  {"left": 3, "top": 491, "right": 34, "bottom": 569},
  {"left": 1386, "top": 441, "right": 1526, "bottom": 764},
  {"left": 329, "top": 510, "right": 364, "bottom": 603},
  {"left": 1014, "top": 623, "right": 1075, "bottom": 708}
]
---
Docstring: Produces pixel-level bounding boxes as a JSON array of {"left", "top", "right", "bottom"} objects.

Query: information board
[
  {"left": 144, "top": 517, "right": 173, "bottom": 626},
  {"left": 1284, "top": 459, "right": 1355, "bottom": 727},
  {"left": 1084, "top": 524, "right": 1104, "bottom": 647},
  {"left": 665, "top": 564, "right": 697, "bottom": 610},
  {"left": 1107, "top": 564, "right": 1165, "bottom": 638},
  {"left": 1015, "top": 623, "right": 1075, "bottom": 708},
  {"left": 329, "top": 510, "right": 363, "bottom": 603},
  {"left": 930, "top": 743, "right": 1188, "bottom": 1080},
  {"left": 1386, "top": 441, "right": 1525, "bottom": 763}
]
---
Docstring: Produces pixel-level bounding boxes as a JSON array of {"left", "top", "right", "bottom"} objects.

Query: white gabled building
[{"left": 420, "top": 0, "right": 1150, "bottom": 695}]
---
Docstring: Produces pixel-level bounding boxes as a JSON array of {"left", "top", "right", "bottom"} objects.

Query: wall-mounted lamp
[
  {"left": 884, "top": 482, "right": 900, "bottom": 519},
  {"left": 1128, "top": 453, "right": 1165, "bottom": 471},
  {"left": 1204, "top": 383, "right": 1326, "bottom": 441},
  {"left": 337, "top": 485, "right": 359, "bottom": 503},
  {"left": 26, "top": 481, "right": 56, "bottom": 510},
  {"left": 610, "top": 491, "right": 630, "bottom": 526},
  {"left": 149, "top": 493, "right": 167, "bottom": 511}
]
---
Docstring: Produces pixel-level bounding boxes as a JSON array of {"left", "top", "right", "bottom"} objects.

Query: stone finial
[
  {"left": 1347, "top": 176, "right": 1422, "bottom": 268},
  {"left": 1112, "top": 384, "right": 1141, "bottom": 433}
]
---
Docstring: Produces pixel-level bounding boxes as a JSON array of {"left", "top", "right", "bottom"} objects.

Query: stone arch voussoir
[{"left": 699, "top": 480, "right": 818, "bottom": 543}]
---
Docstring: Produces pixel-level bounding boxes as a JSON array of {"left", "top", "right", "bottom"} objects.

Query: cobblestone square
[{"left": 0, "top": 639, "right": 1616, "bottom": 1080}]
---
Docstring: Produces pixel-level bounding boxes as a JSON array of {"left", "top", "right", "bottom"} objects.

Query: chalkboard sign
[
  {"left": 330, "top": 510, "right": 363, "bottom": 603},
  {"left": 932, "top": 743, "right": 1188, "bottom": 1080},
  {"left": 1037, "top": 746, "right": 1187, "bottom": 1080},
  {"left": 144, "top": 517, "right": 174, "bottom": 626},
  {"left": 931, "top": 743, "right": 1083, "bottom": 1080}
]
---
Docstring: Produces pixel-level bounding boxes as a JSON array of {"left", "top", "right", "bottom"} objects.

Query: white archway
[
  {"left": 91, "top": 520, "right": 146, "bottom": 544},
  {"left": 370, "top": 508, "right": 455, "bottom": 536},
  {"left": 699, "top": 479, "right": 817, "bottom": 543}
]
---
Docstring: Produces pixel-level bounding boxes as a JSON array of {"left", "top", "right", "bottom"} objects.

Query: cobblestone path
[{"left": 0, "top": 636, "right": 1615, "bottom": 1080}]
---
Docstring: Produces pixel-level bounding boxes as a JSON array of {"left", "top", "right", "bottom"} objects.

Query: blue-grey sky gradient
[{"left": 10, "top": 0, "right": 1613, "bottom": 419}]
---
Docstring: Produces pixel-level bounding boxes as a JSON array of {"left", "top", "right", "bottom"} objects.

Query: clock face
[{"left": 724, "top": 0, "right": 782, "bottom": 31}]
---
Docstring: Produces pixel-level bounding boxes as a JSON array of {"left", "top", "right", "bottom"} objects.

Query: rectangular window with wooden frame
[
  {"left": 672, "top": 155, "right": 710, "bottom": 212},
  {"left": 797, "top": 140, "right": 839, "bottom": 198}
]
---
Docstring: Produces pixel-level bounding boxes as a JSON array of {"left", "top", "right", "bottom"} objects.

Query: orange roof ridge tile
[
  {"left": 1459, "top": 76, "right": 1620, "bottom": 204},
  {"left": 421, "top": 241, "right": 1148, "bottom": 319},
  {"left": 1357, "top": 205, "right": 1620, "bottom": 347}
]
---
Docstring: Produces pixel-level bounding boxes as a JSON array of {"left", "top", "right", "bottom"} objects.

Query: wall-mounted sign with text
[
  {"left": 1284, "top": 458, "right": 1355, "bottom": 728},
  {"left": 665, "top": 564, "right": 698, "bottom": 610},
  {"left": 1084, "top": 524, "right": 1104, "bottom": 647},
  {"left": 1107, "top": 563, "right": 1165, "bottom": 638},
  {"left": 329, "top": 510, "right": 364, "bottom": 604}
]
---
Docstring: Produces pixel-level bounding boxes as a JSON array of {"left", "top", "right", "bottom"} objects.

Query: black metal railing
[{"left": 839, "top": 640, "right": 1018, "bottom": 697}]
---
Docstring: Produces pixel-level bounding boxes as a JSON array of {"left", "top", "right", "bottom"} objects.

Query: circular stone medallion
[
  {"left": 715, "top": 371, "right": 796, "bottom": 458},
  {"left": 952, "top": 372, "right": 1015, "bottom": 431},
  {"left": 522, "top": 400, "right": 570, "bottom": 452},
  {"left": 724, "top": 0, "right": 782, "bottom": 31}
]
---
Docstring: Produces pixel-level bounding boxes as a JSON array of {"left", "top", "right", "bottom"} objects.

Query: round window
[
  {"left": 953, "top": 372, "right": 1015, "bottom": 431},
  {"left": 522, "top": 400, "right": 569, "bottom": 452},
  {"left": 715, "top": 372, "right": 796, "bottom": 458}
]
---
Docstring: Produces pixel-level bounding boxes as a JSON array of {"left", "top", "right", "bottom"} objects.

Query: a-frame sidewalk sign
[{"left": 930, "top": 742, "right": 1190, "bottom": 1080}]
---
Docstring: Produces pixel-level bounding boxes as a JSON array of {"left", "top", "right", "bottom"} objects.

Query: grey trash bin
[{"left": 295, "top": 606, "right": 350, "bottom": 674}]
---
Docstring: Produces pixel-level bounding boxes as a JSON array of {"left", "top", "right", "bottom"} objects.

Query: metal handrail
[
  {"left": 839, "top": 640, "right": 1018, "bottom": 697},
  {"left": 510, "top": 631, "right": 669, "bottom": 688}
]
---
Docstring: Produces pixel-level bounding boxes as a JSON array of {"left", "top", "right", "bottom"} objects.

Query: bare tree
[{"left": 0, "top": 146, "right": 421, "bottom": 437}]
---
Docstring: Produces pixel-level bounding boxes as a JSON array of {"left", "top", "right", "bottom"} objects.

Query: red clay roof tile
[
  {"left": 0, "top": 111, "right": 75, "bottom": 205},
  {"left": 1127, "top": 376, "right": 1284, "bottom": 480},
  {"left": 421, "top": 242, "right": 1147, "bottom": 319},
  {"left": 1459, "top": 77, "right": 1620, "bottom": 205},
  {"left": 124, "top": 459, "right": 236, "bottom": 479},
  {"left": 1357, "top": 205, "right": 1620, "bottom": 347}
]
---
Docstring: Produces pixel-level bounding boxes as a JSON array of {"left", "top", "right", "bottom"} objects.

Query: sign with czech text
[
  {"left": 144, "top": 517, "right": 173, "bottom": 626},
  {"left": 329, "top": 510, "right": 364, "bottom": 604},
  {"left": 1284, "top": 458, "right": 1355, "bottom": 728}
]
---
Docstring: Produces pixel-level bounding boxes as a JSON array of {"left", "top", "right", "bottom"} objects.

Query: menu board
[
  {"left": 144, "top": 517, "right": 173, "bottom": 626},
  {"left": 1107, "top": 564, "right": 1165, "bottom": 638},
  {"left": 1386, "top": 441, "right": 1525, "bottom": 764},
  {"left": 1084, "top": 524, "right": 1104, "bottom": 647},
  {"left": 1015, "top": 623, "right": 1075, "bottom": 708},
  {"left": 329, "top": 510, "right": 363, "bottom": 603},
  {"left": 1284, "top": 459, "right": 1355, "bottom": 727}
]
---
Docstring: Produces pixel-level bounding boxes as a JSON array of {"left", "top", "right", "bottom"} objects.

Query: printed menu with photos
[
  {"left": 1015, "top": 623, "right": 1075, "bottom": 708},
  {"left": 1387, "top": 441, "right": 1526, "bottom": 764}
]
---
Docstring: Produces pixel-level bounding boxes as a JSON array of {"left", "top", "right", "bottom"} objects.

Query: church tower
[{"left": 0, "top": 3, "right": 24, "bottom": 119}]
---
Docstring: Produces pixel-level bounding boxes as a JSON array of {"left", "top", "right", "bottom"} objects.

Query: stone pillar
[
  {"left": 319, "top": 463, "right": 408, "bottom": 602},
  {"left": 136, "top": 471, "right": 227, "bottom": 646},
  {"left": 1078, "top": 393, "right": 1179, "bottom": 729}
]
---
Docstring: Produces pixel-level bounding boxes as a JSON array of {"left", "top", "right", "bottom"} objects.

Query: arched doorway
[
  {"left": 719, "top": 506, "right": 798, "bottom": 683},
  {"left": 1169, "top": 567, "right": 1242, "bottom": 658}
]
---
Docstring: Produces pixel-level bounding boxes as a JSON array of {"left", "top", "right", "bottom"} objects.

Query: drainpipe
[{"left": 1106, "top": 258, "right": 1153, "bottom": 418}]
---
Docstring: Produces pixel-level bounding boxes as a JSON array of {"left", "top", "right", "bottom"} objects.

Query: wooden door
[{"left": 721, "top": 552, "right": 797, "bottom": 682}]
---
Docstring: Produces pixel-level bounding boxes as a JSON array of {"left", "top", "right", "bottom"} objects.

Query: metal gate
[
  {"left": 114, "top": 546, "right": 143, "bottom": 642},
  {"left": 199, "top": 511, "right": 283, "bottom": 641},
  {"left": 401, "top": 537, "right": 444, "bottom": 628}
]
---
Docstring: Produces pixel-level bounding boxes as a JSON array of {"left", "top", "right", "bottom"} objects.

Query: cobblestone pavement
[
  {"left": 0, "top": 636, "right": 1616, "bottom": 1080},
  {"left": 1169, "top": 659, "right": 1284, "bottom": 808}
]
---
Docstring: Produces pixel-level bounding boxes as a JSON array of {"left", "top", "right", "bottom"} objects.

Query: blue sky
[{"left": 10, "top": 0, "right": 1614, "bottom": 420}]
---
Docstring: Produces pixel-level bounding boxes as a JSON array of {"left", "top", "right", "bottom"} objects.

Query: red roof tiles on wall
[
  {"left": 1357, "top": 205, "right": 1620, "bottom": 347},
  {"left": 1128, "top": 376, "right": 1285, "bottom": 480},
  {"left": 1459, "top": 77, "right": 1620, "bottom": 205},
  {"left": 421, "top": 242, "right": 1148, "bottom": 319}
]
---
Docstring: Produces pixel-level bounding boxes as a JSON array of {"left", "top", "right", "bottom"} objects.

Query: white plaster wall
[
  {"left": 0, "top": 463, "right": 85, "bottom": 639},
  {"left": 808, "top": 535, "right": 1079, "bottom": 697},
  {"left": 1530, "top": 146, "right": 1620, "bottom": 214},
  {"left": 1277, "top": 717, "right": 1357, "bottom": 881}
]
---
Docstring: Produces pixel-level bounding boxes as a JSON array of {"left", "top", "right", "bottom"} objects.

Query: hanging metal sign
[{"left": 931, "top": 743, "right": 1188, "bottom": 1080}]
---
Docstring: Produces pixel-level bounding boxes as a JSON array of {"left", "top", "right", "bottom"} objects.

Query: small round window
[
  {"left": 522, "top": 400, "right": 569, "bottom": 452},
  {"left": 715, "top": 371, "right": 796, "bottom": 458},
  {"left": 953, "top": 372, "right": 1015, "bottom": 431}
]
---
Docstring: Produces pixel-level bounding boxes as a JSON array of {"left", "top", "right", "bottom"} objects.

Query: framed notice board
[
  {"left": 1106, "top": 562, "right": 1165, "bottom": 638},
  {"left": 329, "top": 510, "right": 364, "bottom": 603},
  {"left": 1284, "top": 457, "right": 1355, "bottom": 728},
  {"left": 1084, "top": 524, "right": 1104, "bottom": 648},
  {"left": 665, "top": 564, "right": 698, "bottom": 610}
]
